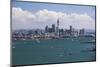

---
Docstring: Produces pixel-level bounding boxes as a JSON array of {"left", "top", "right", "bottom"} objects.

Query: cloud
[
  {"left": 12, "top": 7, "right": 36, "bottom": 22},
  {"left": 12, "top": 7, "right": 95, "bottom": 30}
]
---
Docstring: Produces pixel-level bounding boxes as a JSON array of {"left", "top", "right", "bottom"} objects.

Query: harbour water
[{"left": 12, "top": 37, "right": 96, "bottom": 65}]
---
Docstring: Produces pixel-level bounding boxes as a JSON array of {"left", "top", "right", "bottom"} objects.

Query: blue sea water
[{"left": 12, "top": 37, "right": 96, "bottom": 65}]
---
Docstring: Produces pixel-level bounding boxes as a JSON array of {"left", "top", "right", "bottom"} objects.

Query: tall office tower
[
  {"left": 56, "top": 19, "right": 59, "bottom": 36},
  {"left": 57, "top": 19, "right": 59, "bottom": 28},
  {"left": 45, "top": 25, "right": 49, "bottom": 33},
  {"left": 52, "top": 24, "right": 55, "bottom": 32},
  {"left": 79, "top": 28, "right": 85, "bottom": 36},
  {"left": 70, "top": 25, "right": 73, "bottom": 36}
]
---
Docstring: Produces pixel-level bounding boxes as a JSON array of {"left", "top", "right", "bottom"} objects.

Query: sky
[{"left": 12, "top": 1, "right": 96, "bottom": 30}]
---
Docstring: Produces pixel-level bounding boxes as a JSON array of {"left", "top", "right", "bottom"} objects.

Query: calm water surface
[{"left": 12, "top": 37, "right": 96, "bottom": 65}]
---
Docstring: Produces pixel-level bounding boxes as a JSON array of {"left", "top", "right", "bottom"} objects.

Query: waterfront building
[
  {"left": 45, "top": 25, "right": 49, "bottom": 33},
  {"left": 34, "top": 29, "right": 41, "bottom": 35},
  {"left": 73, "top": 29, "right": 79, "bottom": 37},
  {"left": 48, "top": 28, "right": 53, "bottom": 33},
  {"left": 69, "top": 25, "right": 79, "bottom": 37},
  {"left": 65, "top": 29, "right": 71, "bottom": 36},
  {"left": 41, "top": 30, "right": 45, "bottom": 35},
  {"left": 52, "top": 24, "right": 55, "bottom": 32},
  {"left": 79, "top": 28, "right": 85, "bottom": 36},
  {"left": 59, "top": 29, "right": 64, "bottom": 36}
]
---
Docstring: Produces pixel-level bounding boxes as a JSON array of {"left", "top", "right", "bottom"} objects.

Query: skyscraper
[
  {"left": 57, "top": 19, "right": 59, "bottom": 28},
  {"left": 52, "top": 24, "right": 55, "bottom": 32},
  {"left": 45, "top": 25, "right": 49, "bottom": 33},
  {"left": 56, "top": 18, "right": 59, "bottom": 36},
  {"left": 79, "top": 28, "right": 85, "bottom": 36},
  {"left": 70, "top": 25, "right": 73, "bottom": 36}
]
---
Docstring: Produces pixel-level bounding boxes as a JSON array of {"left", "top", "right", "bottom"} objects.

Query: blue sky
[
  {"left": 12, "top": 1, "right": 96, "bottom": 19},
  {"left": 12, "top": 1, "right": 96, "bottom": 30}
]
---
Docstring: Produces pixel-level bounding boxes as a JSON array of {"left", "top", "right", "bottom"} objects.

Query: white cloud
[
  {"left": 12, "top": 7, "right": 95, "bottom": 30},
  {"left": 12, "top": 7, "right": 36, "bottom": 22}
]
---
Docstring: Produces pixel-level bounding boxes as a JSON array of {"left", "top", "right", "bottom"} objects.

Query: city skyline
[{"left": 12, "top": 1, "right": 96, "bottom": 30}]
